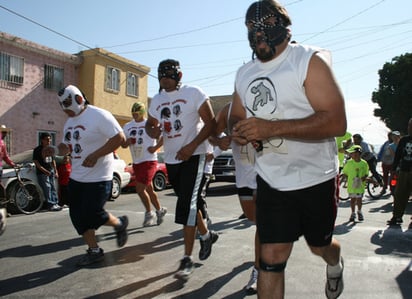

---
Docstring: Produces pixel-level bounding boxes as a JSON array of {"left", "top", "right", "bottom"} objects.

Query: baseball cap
[
  {"left": 131, "top": 102, "right": 145, "bottom": 113},
  {"left": 391, "top": 130, "right": 400, "bottom": 136},
  {"left": 347, "top": 145, "right": 362, "bottom": 153}
]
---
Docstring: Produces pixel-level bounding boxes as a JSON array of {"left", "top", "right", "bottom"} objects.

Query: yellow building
[{"left": 77, "top": 48, "right": 150, "bottom": 163}]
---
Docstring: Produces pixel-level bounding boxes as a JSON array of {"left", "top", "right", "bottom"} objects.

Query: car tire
[
  {"left": 153, "top": 172, "right": 167, "bottom": 191},
  {"left": 111, "top": 175, "right": 121, "bottom": 199}
]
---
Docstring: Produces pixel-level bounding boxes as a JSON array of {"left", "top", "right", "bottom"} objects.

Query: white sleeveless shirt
[{"left": 235, "top": 43, "right": 338, "bottom": 191}]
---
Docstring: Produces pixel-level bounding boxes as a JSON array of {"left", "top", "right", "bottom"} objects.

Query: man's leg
[
  {"left": 258, "top": 243, "right": 293, "bottom": 299},
  {"left": 183, "top": 225, "right": 196, "bottom": 256}
]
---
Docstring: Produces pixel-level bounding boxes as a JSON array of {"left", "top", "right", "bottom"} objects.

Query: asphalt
[{"left": 0, "top": 182, "right": 411, "bottom": 299}]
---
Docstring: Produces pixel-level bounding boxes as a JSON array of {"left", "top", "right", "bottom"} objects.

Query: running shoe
[
  {"left": 76, "top": 248, "right": 104, "bottom": 267},
  {"left": 349, "top": 213, "right": 356, "bottom": 222},
  {"left": 199, "top": 230, "right": 219, "bottom": 260},
  {"left": 174, "top": 256, "right": 194, "bottom": 281},
  {"left": 143, "top": 211, "right": 155, "bottom": 227},
  {"left": 245, "top": 266, "right": 258, "bottom": 294},
  {"left": 357, "top": 211, "right": 364, "bottom": 221},
  {"left": 325, "top": 257, "right": 344, "bottom": 299},
  {"left": 115, "top": 215, "right": 129, "bottom": 247},
  {"left": 156, "top": 207, "right": 167, "bottom": 225}
]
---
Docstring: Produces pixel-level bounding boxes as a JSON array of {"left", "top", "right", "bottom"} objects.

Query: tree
[{"left": 372, "top": 52, "right": 412, "bottom": 134}]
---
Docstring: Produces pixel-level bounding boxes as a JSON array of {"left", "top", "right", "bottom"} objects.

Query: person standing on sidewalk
[
  {"left": 122, "top": 102, "right": 167, "bottom": 227},
  {"left": 33, "top": 133, "right": 61, "bottom": 211},
  {"left": 230, "top": 1, "right": 346, "bottom": 298},
  {"left": 0, "top": 125, "right": 16, "bottom": 235},
  {"left": 342, "top": 145, "right": 369, "bottom": 222},
  {"left": 57, "top": 85, "right": 129, "bottom": 267},
  {"left": 387, "top": 118, "right": 412, "bottom": 227},
  {"left": 146, "top": 59, "right": 218, "bottom": 281}
]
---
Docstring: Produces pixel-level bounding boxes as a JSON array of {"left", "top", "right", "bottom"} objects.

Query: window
[
  {"left": 126, "top": 72, "right": 139, "bottom": 97},
  {"left": 0, "top": 52, "right": 24, "bottom": 84},
  {"left": 105, "top": 66, "right": 120, "bottom": 92},
  {"left": 44, "top": 64, "right": 64, "bottom": 91}
]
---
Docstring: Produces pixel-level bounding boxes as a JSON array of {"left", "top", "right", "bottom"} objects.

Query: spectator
[
  {"left": 336, "top": 132, "right": 352, "bottom": 172},
  {"left": 146, "top": 59, "right": 218, "bottom": 281},
  {"left": 57, "top": 154, "right": 71, "bottom": 207},
  {"left": 122, "top": 102, "right": 167, "bottom": 226},
  {"left": 342, "top": 145, "right": 369, "bottom": 222},
  {"left": 33, "top": 133, "right": 61, "bottom": 211},
  {"left": 0, "top": 125, "right": 16, "bottom": 235},
  {"left": 387, "top": 119, "right": 412, "bottom": 226},
  {"left": 353, "top": 134, "right": 382, "bottom": 186},
  {"left": 377, "top": 132, "right": 394, "bottom": 194},
  {"left": 57, "top": 84, "right": 129, "bottom": 267}
]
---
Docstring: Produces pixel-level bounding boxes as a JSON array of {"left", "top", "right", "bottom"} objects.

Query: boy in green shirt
[{"left": 342, "top": 145, "right": 369, "bottom": 221}]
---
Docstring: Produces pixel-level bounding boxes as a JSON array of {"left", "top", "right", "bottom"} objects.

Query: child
[
  {"left": 342, "top": 145, "right": 369, "bottom": 222},
  {"left": 57, "top": 154, "right": 71, "bottom": 207}
]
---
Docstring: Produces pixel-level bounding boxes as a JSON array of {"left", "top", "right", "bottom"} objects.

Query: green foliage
[{"left": 372, "top": 53, "right": 412, "bottom": 134}]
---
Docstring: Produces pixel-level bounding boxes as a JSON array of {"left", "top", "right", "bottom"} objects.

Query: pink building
[{"left": 0, "top": 31, "right": 81, "bottom": 155}]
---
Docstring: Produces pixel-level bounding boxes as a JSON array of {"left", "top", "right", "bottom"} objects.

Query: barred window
[
  {"left": 0, "top": 52, "right": 24, "bottom": 84},
  {"left": 126, "top": 72, "right": 139, "bottom": 97},
  {"left": 44, "top": 65, "right": 64, "bottom": 91},
  {"left": 105, "top": 66, "right": 120, "bottom": 92}
]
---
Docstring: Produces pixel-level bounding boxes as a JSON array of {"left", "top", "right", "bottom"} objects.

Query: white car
[{"left": 111, "top": 152, "right": 131, "bottom": 199}]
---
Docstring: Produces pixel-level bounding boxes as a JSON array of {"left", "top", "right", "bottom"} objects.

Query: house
[{"left": 0, "top": 32, "right": 150, "bottom": 164}]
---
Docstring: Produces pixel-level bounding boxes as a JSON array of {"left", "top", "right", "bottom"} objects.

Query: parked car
[
  {"left": 111, "top": 152, "right": 131, "bottom": 199},
  {"left": 124, "top": 152, "right": 170, "bottom": 192},
  {"left": 211, "top": 150, "right": 236, "bottom": 183}
]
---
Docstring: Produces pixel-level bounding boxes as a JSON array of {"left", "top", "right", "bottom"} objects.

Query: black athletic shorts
[
  {"left": 256, "top": 175, "right": 338, "bottom": 247},
  {"left": 68, "top": 179, "right": 111, "bottom": 235},
  {"left": 166, "top": 154, "right": 206, "bottom": 226}
]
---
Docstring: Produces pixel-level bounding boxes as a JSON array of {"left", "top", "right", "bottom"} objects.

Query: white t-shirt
[
  {"left": 149, "top": 84, "right": 209, "bottom": 164},
  {"left": 123, "top": 119, "right": 157, "bottom": 164},
  {"left": 235, "top": 43, "right": 338, "bottom": 190},
  {"left": 62, "top": 105, "right": 123, "bottom": 182}
]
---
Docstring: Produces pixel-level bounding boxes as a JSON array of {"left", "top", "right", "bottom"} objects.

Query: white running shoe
[
  {"left": 245, "top": 266, "right": 258, "bottom": 293},
  {"left": 143, "top": 211, "right": 156, "bottom": 227},
  {"left": 156, "top": 207, "right": 167, "bottom": 225}
]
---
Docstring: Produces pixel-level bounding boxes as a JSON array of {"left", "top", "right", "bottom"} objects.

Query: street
[{"left": 0, "top": 182, "right": 411, "bottom": 299}]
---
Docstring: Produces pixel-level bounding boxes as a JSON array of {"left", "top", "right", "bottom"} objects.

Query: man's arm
[
  {"left": 233, "top": 53, "right": 347, "bottom": 142},
  {"left": 82, "top": 132, "right": 126, "bottom": 168},
  {"left": 145, "top": 114, "right": 162, "bottom": 139}
]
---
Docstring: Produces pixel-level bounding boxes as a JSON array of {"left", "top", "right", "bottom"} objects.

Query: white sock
[
  {"left": 200, "top": 231, "right": 210, "bottom": 241},
  {"left": 327, "top": 257, "right": 343, "bottom": 276}
]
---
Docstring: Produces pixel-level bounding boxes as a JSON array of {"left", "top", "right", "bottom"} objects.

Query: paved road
[{"left": 0, "top": 183, "right": 411, "bottom": 298}]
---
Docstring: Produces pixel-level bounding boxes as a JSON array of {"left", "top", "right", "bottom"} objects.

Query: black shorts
[
  {"left": 256, "top": 175, "right": 338, "bottom": 247},
  {"left": 68, "top": 179, "right": 111, "bottom": 235},
  {"left": 166, "top": 154, "right": 206, "bottom": 226}
]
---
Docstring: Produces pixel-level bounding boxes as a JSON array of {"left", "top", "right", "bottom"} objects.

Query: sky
[{"left": 1, "top": 0, "right": 411, "bottom": 146}]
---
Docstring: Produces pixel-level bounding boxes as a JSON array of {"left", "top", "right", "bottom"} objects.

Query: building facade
[{"left": 0, "top": 32, "right": 150, "bottom": 163}]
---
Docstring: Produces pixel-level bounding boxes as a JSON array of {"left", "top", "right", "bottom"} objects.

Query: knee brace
[{"left": 259, "top": 259, "right": 287, "bottom": 272}]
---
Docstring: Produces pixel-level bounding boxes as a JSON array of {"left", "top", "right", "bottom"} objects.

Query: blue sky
[{"left": 1, "top": 0, "right": 411, "bottom": 145}]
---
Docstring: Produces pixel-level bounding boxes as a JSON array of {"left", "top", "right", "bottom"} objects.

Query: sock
[
  {"left": 200, "top": 231, "right": 210, "bottom": 241},
  {"left": 89, "top": 247, "right": 101, "bottom": 253},
  {"left": 327, "top": 257, "right": 343, "bottom": 276},
  {"left": 116, "top": 217, "right": 123, "bottom": 229}
]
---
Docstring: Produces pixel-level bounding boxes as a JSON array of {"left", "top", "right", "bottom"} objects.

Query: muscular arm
[{"left": 233, "top": 53, "right": 347, "bottom": 141}]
